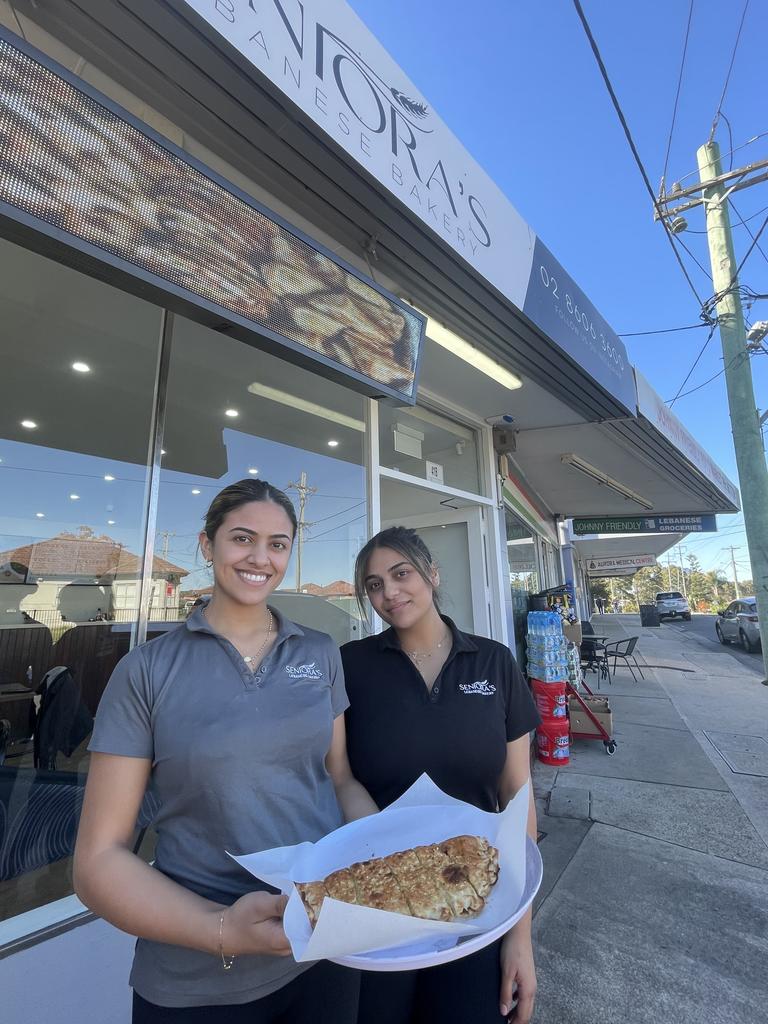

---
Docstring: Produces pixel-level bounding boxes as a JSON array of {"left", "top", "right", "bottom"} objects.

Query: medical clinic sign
[{"left": 182, "top": 0, "right": 635, "bottom": 411}]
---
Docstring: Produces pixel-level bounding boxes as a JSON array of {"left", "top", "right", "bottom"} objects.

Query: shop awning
[{"left": 19, "top": 0, "right": 637, "bottom": 424}]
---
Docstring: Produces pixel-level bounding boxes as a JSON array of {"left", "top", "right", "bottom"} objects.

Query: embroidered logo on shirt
[
  {"left": 459, "top": 680, "right": 496, "bottom": 696},
  {"left": 285, "top": 662, "right": 324, "bottom": 680}
]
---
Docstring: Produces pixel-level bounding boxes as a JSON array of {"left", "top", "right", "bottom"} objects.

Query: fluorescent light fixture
[
  {"left": 225, "top": 408, "right": 239, "bottom": 418},
  {"left": 107, "top": 519, "right": 116, "bottom": 525},
  {"left": 35, "top": 512, "right": 45, "bottom": 518},
  {"left": 191, "top": 488, "right": 201, "bottom": 495},
  {"left": 69, "top": 493, "right": 80, "bottom": 500},
  {"left": 247, "top": 382, "right": 366, "bottom": 431},
  {"left": 413, "top": 308, "right": 523, "bottom": 391},
  {"left": 560, "top": 453, "right": 654, "bottom": 511},
  {"left": 21, "top": 419, "right": 37, "bottom": 429},
  {"left": 248, "top": 467, "right": 259, "bottom": 475},
  {"left": 71, "top": 361, "right": 91, "bottom": 373},
  {"left": 327, "top": 439, "right": 339, "bottom": 448},
  {"left": 104, "top": 474, "right": 115, "bottom": 481}
]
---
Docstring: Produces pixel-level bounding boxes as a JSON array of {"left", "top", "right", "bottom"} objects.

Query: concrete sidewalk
[{"left": 530, "top": 614, "right": 768, "bottom": 1024}]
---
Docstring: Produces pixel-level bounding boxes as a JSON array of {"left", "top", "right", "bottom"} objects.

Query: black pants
[
  {"left": 132, "top": 962, "right": 360, "bottom": 1023},
  {"left": 357, "top": 940, "right": 505, "bottom": 1024}
]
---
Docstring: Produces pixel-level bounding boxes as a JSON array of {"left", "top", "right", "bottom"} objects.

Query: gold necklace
[
  {"left": 243, "top": 610, "right": 273, "bottom": 666},
  {"left": 405, "top": 627, "right": 450, "bottom": 668}
]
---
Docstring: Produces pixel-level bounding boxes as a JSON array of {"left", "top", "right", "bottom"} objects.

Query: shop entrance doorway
[{"left": 380, "top": 476, "right": 490, "bottom": 636}]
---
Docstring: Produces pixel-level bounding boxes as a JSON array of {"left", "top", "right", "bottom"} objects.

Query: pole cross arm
[{"left": 654, "top": 165, "right": 768, "bottom": 221}]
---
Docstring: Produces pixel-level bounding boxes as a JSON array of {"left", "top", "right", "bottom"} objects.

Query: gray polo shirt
[{"left": 89, "top": 605, "right": 348, "bottom": 1007}]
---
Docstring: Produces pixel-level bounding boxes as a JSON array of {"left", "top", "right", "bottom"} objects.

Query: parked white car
[
  {"left": 655, "top": 591, "right": 691, "bottom": 621},
  {"left": 715, "top": 597, "right": 762, "bottom": 653}
]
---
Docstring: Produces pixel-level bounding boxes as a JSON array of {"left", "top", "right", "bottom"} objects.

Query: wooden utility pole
[
  {"left": 286, "top": 471, "right": 316, "bottom": 593},
  {"left": 657, "top": 142, "right": 768, "bottom": 684},
  {"left": 726, "top": 545, "right": 742, "bottom": 599}
]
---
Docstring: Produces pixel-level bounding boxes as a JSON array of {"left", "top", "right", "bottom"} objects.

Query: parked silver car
[
  {"left": 655, "top": 591, "right": 691, "bottom": 621},
  {"left": 716, "top": 597, "right": 762, "bottom": 652}
]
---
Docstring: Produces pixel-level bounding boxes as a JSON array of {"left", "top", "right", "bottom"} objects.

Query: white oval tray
[{"left": 330, "top": 836, "right": 543, "bottom": 972}]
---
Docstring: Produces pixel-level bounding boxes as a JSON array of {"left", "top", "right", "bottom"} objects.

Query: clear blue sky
[{"left": 348, "top": 0, "right": 768, "bottom": 580}]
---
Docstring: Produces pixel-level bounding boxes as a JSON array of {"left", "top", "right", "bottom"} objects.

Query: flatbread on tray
[{"left": 296, "top": 835, "right": 499, "bottom": 927}]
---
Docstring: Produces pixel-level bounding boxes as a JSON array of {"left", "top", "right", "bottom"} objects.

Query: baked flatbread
[{"left": 296, "top": 835, "right": 498, "bottom": 928}]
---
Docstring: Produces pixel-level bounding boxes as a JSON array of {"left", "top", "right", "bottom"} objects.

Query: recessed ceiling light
[
  {"left": 225, "top": 408, "right": 239, "bottom": 418},
  {"left": 192, "top": 488, "right": 201, "bottom": 495},
  {"left": 71, "top": 361, "right": 91, "bottom": 373},
  {"left": 327, "top": 439, "right": 339, "bottom": 447},
  {"left": 69, "top": 494, "right": 80, "bottom": 500},
  {"left": 21, "top": 419, "right": 37, "bottom": 429},
  {"left": 107, "top": 519, "right": 115, "bottom": 525},
  {"left": 248, "top": 467, "right": 259, "bottom": 475},
  {"left": 35, "top": 512, "right": 45, "bottom": 518},
  {"left": 104, "top": 474, "right": 115, "bottom": 481}
]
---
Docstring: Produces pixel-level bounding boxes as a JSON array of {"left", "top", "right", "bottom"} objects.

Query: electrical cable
[
  {"left": 686, "top": 202, "right": 768, "bottom": 235},
  {"left": 305, "top": 513, "right": 366, "bottom": 541},
  {"left": 729, "top": 199, "right": 768, "bottom": 270},
  {"left": 708, "top": 0, "right": 751, "bottom": 143},
  {"left": 673, "top": 131, "right": 768, "bottom": 188},
  {"left": 571, "top": 0, "right": 709, "bottom": 313},
  {"left": 721, "top": 112, "right": 735, "bottom": 172},
  {"left": 666, "top": 348, "right": 753, "bottom": 402},
  {"left": 618, "top": 323, "right": 709, "bottom": 337},
  {"left": 703, "top": 211, "right": 768, "bottom": 318},
  {"left": 661, "top": 0, "right": 694, "bottom": 189},
  {"left": 668, "top": 324, "right": 717, "bottom": 406}
]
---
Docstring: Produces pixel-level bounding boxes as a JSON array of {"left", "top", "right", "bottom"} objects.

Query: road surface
[{"left": 660, "top": 613, "right": 764, "bottom": 675}]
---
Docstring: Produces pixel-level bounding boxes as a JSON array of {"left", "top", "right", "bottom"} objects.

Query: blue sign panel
[{"left": 523, "top": 238, "right": 637, "bottom": 414}]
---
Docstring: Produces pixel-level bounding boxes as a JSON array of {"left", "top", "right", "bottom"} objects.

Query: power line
[
  {"left": 729, "top": 199, "right": 768, "bottom": 270},
  {"left": 619, "top": 323, "right": 710, "bottom": 337},
  {"left": 661, "top": 0, "right": 694, "bottom": 188},
  {"left": 571, "top": 0, "right": 709, "bottom": 312},
  {"left": 666, "top": 348, "right": 753, "bottom": 402},
  {"left": 708, "top": 0, "right": 751, "bottom": 143},
  {"left": 674, "top": 131, "right": 768, "bottom": 188},
  {"left": 306, "top": 513, "right": 366, "bottom": 542},
  {"left": 668, "top": 324, "right": 717, "bottom": 407},
  {"left": 685, "top": 202, "right": 768, "bottom": 235}
]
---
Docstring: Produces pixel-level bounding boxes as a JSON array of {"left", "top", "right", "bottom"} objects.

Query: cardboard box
[
  {"left": 568, "top": 695, "right": 612, "bottom": 737},
  {"left": 562, "top": 621, "right": 583, "bottom": 645}
]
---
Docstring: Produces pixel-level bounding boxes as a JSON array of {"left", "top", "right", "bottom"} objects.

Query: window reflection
[
  {"left": 0, "top": 239, "right": 160, "bottom": 921},
  {"left": 378, "top": 402, "right": 480, "bottom": 493},
  {"left": 157, "top": 316, "right": 368, "bottom": 646},
  {"left": 504, "top": 508, "right": 540, "bottom": 668}
]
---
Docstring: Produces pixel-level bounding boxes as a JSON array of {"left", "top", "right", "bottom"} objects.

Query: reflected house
[{"left": 0, "top": 531, "right": 189, "bottom": 627}]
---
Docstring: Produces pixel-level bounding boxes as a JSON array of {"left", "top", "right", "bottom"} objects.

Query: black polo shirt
[{"left": 342, "top": 618, "right": 540, "bottom": 813}]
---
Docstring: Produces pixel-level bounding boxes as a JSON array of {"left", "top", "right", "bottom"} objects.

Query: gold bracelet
[{"left": 218, "top": 910, "right": 236, "bottom": 970}]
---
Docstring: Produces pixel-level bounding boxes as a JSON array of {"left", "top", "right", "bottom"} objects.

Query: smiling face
[
  {"left": 363, "top": 545, "right": 439, "bottom": 631},
  {"left": 199, "top": 500, "right": 294, "bottom": 609}
]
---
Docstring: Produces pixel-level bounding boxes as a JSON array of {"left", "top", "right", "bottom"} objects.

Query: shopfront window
[
  {"left": 0, "top": 239, "right": 162, "bottom": 923},
  {"left": 504, "top": 508, "right": 540, "bottom": 667},
  {"left": 155, "top": 316, "right": 368, "bottom": 646},
  {"left": 378, "top": 402, "right": 481, "bottom": 494}
]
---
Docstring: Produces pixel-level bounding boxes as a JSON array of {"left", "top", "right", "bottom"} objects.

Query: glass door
[{"left": 380, "top": 504, "right": 489, "bottom": 636}]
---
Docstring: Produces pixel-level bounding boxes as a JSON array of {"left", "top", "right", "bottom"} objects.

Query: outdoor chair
[
  {"left": 579, "top": 621, "right": 611, "bottom": 687},
  {"left": 602, "top": 636, "right": 645, "bottom": 683}
]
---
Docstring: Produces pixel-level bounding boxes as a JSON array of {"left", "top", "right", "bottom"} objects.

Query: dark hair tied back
[
  {"left": 203, "top": 479, "right": 298, "bottom": 541},
  {"left": 354, "top": 525, "right": 440, "bottom": 615}
]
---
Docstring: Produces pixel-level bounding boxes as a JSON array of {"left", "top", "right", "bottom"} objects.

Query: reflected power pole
[
  {"left": 726, "top": 546, "right": 741, "bottom": 599},
  {"left": 286, "top": 471, "right": 316, "bottom": 593}
]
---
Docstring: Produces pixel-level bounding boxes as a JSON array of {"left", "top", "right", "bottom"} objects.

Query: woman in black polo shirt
[{"left": 342, "top": 526, "right": 540, "bottom": 1024}]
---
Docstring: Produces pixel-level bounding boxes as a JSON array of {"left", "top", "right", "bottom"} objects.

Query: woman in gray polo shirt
[{"left": 74, "top": 479, "right": 377, "bottom": 1022}]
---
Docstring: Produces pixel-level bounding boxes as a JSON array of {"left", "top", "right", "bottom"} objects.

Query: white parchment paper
[{"left": 229, "top": 774, "right": 530, "bottom": 962}]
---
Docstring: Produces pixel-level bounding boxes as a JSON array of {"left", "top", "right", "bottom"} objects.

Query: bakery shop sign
[{"left": 0, "top": 32, "right": 424, "bottom": 402}]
